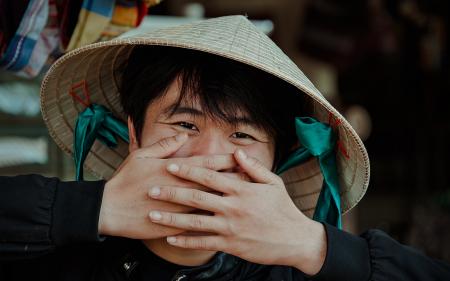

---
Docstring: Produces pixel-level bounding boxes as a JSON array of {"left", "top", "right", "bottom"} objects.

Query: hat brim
[{"left": 40, "top": 15, "right": 370, "bottom": 217}]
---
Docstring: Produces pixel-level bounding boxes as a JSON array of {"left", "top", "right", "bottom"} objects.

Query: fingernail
[
  {"left": 167, "top": 236, "right": 177, "bottom": 243},
  {"left": 150, "top": 211, "right": 162, "bottom": 220},
  {"left": 167, "top": 163, "right": 180, "bottom": 172},
  {"left": 237, "top": 149, "right": 247, "bottom": 160},
  {"left": 150, "top": 186, "right": 160, "bottom": 197},
  {"left": 175, "top": 133, "right": 187, "bottom": 142}
]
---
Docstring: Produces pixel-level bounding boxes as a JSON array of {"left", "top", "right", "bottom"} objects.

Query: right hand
[{"left": 99, "top": 133, "right": 237, "bottom": 240}]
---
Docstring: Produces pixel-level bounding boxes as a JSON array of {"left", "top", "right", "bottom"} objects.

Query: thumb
[{"left": 133, "top": 133, "right": 188, "bottom": 159}]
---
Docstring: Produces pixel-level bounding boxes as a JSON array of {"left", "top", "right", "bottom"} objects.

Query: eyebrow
[
  {"left": 163, "top": 104, "right": 260, "bottom": 127},
  {"left": 163, "top": 104, "right": 203, "bottom": 117}
]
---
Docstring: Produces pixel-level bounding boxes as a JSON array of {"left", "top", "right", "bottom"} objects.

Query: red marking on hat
[
  {"left": 328, "top": 112, "right": 349, "bottom": 159},
  {"left": 337, "top": 140, "right": 350, "bottom": 159},
  {"left": 328, "top": 112, "right": 342, "bottom": 127},
  {"left": 69, "top": 80, "right": 91, "bottom": 107}
]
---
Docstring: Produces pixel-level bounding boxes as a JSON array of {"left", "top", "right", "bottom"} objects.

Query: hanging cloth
[
  {"left": 277, "top": 117, "right": 342, "bottom": 229},
  {"left": 0, "top": 0, "right": 48, "bottom": 72},
  {"left": 66, "top": 0, "right": 115, "bottom": 51},
  {"left": 0, "top": 0, "right": 30, "bottom": 57},
  {"left": 17, "top": 0, "right": 60, "bottom": 78}
]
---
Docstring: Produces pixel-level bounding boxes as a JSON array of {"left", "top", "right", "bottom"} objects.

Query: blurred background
[{"left": 1, "top": 0, "right": 449, "bottom": 262}]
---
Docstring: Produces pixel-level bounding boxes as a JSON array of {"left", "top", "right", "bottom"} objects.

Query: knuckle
[
  {"left": 177, "top": 237, "right": 187, "bottom": 248},
  {"left": 225, "top": 220, "right": 239, "bottom": 236},
  {"left": 184, "top": 238, "right": 193, "bottom": 248},
  {"left": 250, "top": 157, "right": 265, "bottom": 172},
  {"left": 181, "top": 164, "right": 194, "bottom": 178},
  {"left": 254, "top": 160, "right": 265, "bottom": 171},
  {"left": 226, "top": 201, "right": 243, "bottom": 217},
  {"left": 238, "top": 173, "right": 251, "bottom": 182},
  {"left": 190, "top": 216, "right": 204, "bottom": 229},
  {"left": 227, "top": 183, "right": 240, "bottom": 195},
  {"left": 166, "top": 188, "right": 177, "bottom": 201},
  {"left": 204, "top": 171, "right": 217, "bottom": 185},
  {"left": 192, "top": 238, "right": 207, "bottom": 249},
  {"left": 191, "top": 190, "right": 207, "bottom": 204},
  {"left": 222, "top": 219, "right": 233, "bottom": 235},
  {"left": 200, "top": 239, "right": 208, "bottom": 249},
  {"left": 203, "top": 156, "right": 217, "bottom": 170},
  {"left": 167, "top": 214, "right": 177, "bottom": 225},
  {"left": 157, "top": 138, "right": 172, "bottom": 151},
  {"left": 247, "top": 156, "right": 259, "bottom": 166},
  {"left": 179, "top": 238, "right": 190, "bottom": 248}
]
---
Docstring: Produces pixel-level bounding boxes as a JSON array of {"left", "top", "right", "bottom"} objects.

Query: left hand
[{"left": 147, "top": 149, "right": 327, "bottom": 275}]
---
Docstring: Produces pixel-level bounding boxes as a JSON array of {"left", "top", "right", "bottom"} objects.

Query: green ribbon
[
  {"left": 73, "top": 104, "right": 129, "bottom": 180},
  {"left": 277, "top": 117, "right": 342, "bottom": 229},
  {"left": 72, "top": 106, "right": 341, "bottom": 228}
]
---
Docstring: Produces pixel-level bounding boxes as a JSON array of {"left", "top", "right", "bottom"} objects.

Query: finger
[
  {"left": 234, "top": 149, "right": 282, "bottom": 185},
  {"left": 221, "top": 172, "right": 251, "bottom": 182},
  {"left": 133, "top": 133, "right": 188, "bottom": 159},
  {"left": 166, "top": 235, "right": 225, "bottom": 252},
  {"left": 169, "top": 154, "right": 237, "bottom": 171},
  {"left": 149, "top": 211, "right": 226, "bottom": 234},
  {"left": 148, "top": 186, "right": 226, "bottom": 213},
  {"left": 166, "top": 164, "right": 241, "bottom": 194}
]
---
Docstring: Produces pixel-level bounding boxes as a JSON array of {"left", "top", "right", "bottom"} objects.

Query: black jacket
[{"left": 0, "top": 174, "right": 449, "bottom": 281}]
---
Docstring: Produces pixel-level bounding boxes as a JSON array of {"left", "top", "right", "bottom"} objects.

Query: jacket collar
[{"left": 107, "top": 237, "right": 268, "bottom": 281}]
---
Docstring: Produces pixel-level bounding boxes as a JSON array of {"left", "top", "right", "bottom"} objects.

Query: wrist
[
  {"left": 98, "top": 204, "right": 108, "bottom": 236},
  {"left": 98, "top": 180, "right": 113, "bottom": 236},
  {"left": 288, "top": 218, "right": 327, "bottom": 276}
]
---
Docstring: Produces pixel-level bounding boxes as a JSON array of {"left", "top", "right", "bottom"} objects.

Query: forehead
[
  {"left": 140, "top": 71, "right": 282, "bottom": 143},
  {"left": 151, "top": 78, "right": 251, "bottom": 120}
]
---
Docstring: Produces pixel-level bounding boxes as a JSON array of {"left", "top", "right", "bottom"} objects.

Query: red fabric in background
[{"left": 137, "top": 1, "right": 148, "bottom": 26}]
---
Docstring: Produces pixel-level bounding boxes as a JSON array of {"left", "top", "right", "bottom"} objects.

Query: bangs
[
  {"left": 120, "top": 46, "right": 309, "bottom": 167},
  {"left": 167, "top": 63, "right": 279, "bottom": 139}
]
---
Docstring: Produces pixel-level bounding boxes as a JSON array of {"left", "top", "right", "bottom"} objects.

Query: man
[{"left": 1, "top": 15, "right": 449, "bottom": 280}]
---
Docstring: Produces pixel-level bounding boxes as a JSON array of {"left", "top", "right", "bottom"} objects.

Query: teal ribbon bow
[
  {"left": 277, "top": 117, "right": 342, "bottom": 229},
  {"left": 72, "top": 106, "right": 341, "bottom": 228},
  {"left": 73, "top": 104, "right": 129, "bottom": 180}
]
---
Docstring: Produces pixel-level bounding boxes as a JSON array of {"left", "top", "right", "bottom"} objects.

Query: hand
[
  {"left": 99, "top": 133, "right": 237, "bottom": 240},
  {"left": 147, "top": 149, "right": 327, "bottom": 275}
]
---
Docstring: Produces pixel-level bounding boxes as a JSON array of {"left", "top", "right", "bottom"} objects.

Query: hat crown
[
  {"left": 40, "top": 15, "right": 369, "bottom": 217},
  {"left": 121, "top": 15, "right": 322, "bottom": 101}
]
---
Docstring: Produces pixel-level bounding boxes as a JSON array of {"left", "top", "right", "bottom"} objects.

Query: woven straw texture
[{"left": 40, "top": 15, "right": 370, "bottom": 217}]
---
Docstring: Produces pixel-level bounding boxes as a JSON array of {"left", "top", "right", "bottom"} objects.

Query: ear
[{"left": 127, "top": 116, "right": 139, "bottom": 153}]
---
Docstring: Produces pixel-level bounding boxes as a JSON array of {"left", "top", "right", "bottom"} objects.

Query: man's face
[
  {"left": 129, "top": 78, "right": 275, "bottom": 169},
  {"left": 128, "top": 78, "right": 276, "bottom": 263}
]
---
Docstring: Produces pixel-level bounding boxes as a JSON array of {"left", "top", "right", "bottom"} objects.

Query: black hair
[{"left": 120, "top": 46, "right": 310, "bottom": 169}]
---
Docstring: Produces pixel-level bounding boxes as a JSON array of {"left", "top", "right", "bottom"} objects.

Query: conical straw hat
[{"left": 40, "top": 15, "right": 370, "bottom": 218}]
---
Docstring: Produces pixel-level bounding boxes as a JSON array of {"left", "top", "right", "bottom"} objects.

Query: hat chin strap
[
  {"left": 276, "top": 117, "right": 342, "bottom": 229},
  {"left": 72, "top": 105, "right": 341, "bottom": 228},
  {"left": 73, "top": 104, "right": 129, "bottom": 181}
]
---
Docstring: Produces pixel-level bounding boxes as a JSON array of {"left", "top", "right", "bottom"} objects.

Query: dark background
[
  {"left": 152, "top": 0, "right": 450, "bottom": 261},
  {"left": 1, "top": 0, "right": 449, "bottom": 262}
]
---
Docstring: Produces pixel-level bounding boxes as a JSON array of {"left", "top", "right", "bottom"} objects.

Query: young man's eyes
[
  {"left": 173, "top": 122, "right": 257, "bottom": 141},
  {"left": 176, "top": 121, "right": 198, "bottom": 131},
  {"left": 230, "top": 132, "right": 256, "bottom": 140}
]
